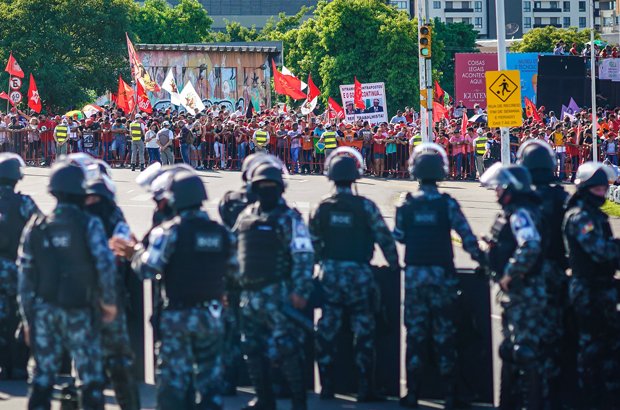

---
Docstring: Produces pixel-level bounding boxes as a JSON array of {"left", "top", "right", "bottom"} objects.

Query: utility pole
[
  {"left": 418, "top": 3, "right": 434, "bottom": 142},
  {"left": 495, "top": 0, "right": 510, "bottom": 164},
  {"left": 418, "top": 0, "right": 428, "bottom": 143},
  {"left": 590, "top": 0, "right": 598, "bottom": 161}
]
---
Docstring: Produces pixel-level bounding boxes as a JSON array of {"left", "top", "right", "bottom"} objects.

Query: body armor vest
[
  {"left": 318, "top": 193, "right": 374, "bottom": 262},
  {"left": 403, "top": 194, "right": 454, "bottom": 268},
  {"left": 538, "top": 185, "right": 569, "bottom": 270},
  {"left": 30, "top": 211, "right": 97, "bottom": 309},
  {"left": 0, "top": 191, "right": 26, "bottom": 260},
  {"left": 162, "top": 215, "right": 231, "bottom": 308}
]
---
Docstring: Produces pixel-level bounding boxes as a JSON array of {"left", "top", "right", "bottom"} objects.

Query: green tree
[
  {"left": 511, "top": 26, "right": 601, "bottom": 53},
  {"left": 132, "top": 0, "right": 213, "bottom": 44},
  {"left": 279, "top": 0, "right": 445, "bottom": 113},
  {"left": 432, "top": 19, "right": 479, "bottom": 96},
  {"left": 0, "top": 0, "right": 137, "bottom": 108}
]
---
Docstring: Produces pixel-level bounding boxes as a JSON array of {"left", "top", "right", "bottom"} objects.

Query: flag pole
[{"left": 6, "top": 76, "right": 10, "bottom": 114}]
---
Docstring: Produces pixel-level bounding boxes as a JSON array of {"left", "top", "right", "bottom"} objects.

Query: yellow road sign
[{"left": 485, "top": 70, "right": 523, "bottom": 127}]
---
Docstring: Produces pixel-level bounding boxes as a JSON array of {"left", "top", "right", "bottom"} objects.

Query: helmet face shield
[
  {"left": 324, "top": 147, "right": 364, "bottom": 176},
  {"left": 408, "top": 143, "right": 449, "bottom": 174},
  {"left": 136, "top": 162, "right": 163, "bottom": 189},
  {"left": 480, "top": 162, "right": 524, "bottom": 191}
]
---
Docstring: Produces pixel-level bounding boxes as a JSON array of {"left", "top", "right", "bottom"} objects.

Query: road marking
[
  {"left": 127, "top": 190, "right": 135, "bottom": 193},
  {"left": 130, "top": 194, "right": 152, "bottom": 201}
]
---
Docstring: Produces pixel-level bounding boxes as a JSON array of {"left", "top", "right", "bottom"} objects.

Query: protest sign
[{"left": 339, "top": 82, "right": 388, "bottom": 125}]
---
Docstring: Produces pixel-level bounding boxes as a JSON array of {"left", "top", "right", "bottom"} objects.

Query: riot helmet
[
  {"left": 574, "top": 161, "right": 616, "bottom": 191},
  {"left": 516, "top": 140, "right": 557, "bottom": 184},
  {"left": 49, "top": 163, "right": 87, "bottom": 196},
  {"left": 241, "top": 152, "right": 269, "bottom": 182},
  {"left": 86, "top": 174, "right": 116, "bottom": 202},
  {"left": 165, "top": 170, "right": 207, "bottom": 211},
  {"left": 247, "top": 156, "right": 288, "bottom": 189},
  {"left": 136, "top": 162, "right": 163, "bottom": 191},
  {"left": 0, "top": 153, "right": 25, "bottom": 182},
  {"left": 481, "top": 163, "right": 533, "bottom": 205},
  {"left": 408, "top": 143, "right": 449, "bottom": 182},
  {"left": 324, "top": 147, "right": 364, "bottom": 183}
]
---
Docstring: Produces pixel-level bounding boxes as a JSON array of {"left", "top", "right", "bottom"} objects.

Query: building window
[
  {"left": 433, "top": 1, "right": 441, "bottom": 8},
  {"left": 446, "top": 17, "right": 454, "bottom": 23},
  {"left": 563, "top": 1, "right": 570, "bottom": 11},
  {"left": 535, "top": 17, "right": 542, "bottom": 25},
  {"left": 462, "top": 1, "right": 471, "bottom": 8},
  {"left": 524, "top": 17, "right": 532, "bottom": 28},
  {"left": 579, "top": 16, "right": 586, "bottom": 27},
  {"left": 579, "top": 1, "right": 586, "bottom": 11},
  {"left": 463, "top": 17, "right": 471, "bottom": 24},
  {"left": 550, "top": 1, "right": 559, "bottom": 8},
  {"left": 474, "top": 17, "right": 483, "bottom": 27},
  {"left": 534, "top": 1, "right": 541, "bottom": 9},
  {"left": 564, "top": 16, "right": 571, "bottom": 27},
  {"left": 524, "top": 1, "right": 531, "bottom": 11},
  {"left": 392, "top": 0, "right": 408, "bottom": 9},
  {"left": 475, "top": 1, "right": 482, "bottom": 11},
  {"left": 550, "top": 17, "right": 559, "bottom": 24},
  {"left": 446, "top": 1, "right": 453, "bottom": 8}
]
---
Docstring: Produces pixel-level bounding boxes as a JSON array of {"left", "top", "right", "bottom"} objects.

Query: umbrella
[
  {"left": 585, "top": 40, "right": 607, "bottom": 47},
  {"left": 65, "top": 110, "right": 83, "bottom": 119},
  {"left": 469, "top": 113, "right": 487, "bottom": 123},
  {"left": 82, "top": 104, "right": 104, "bottom": 118}
]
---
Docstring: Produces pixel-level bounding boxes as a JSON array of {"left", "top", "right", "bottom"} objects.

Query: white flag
[
  {"left": 179, "top": 81, "right": 205, "bottom": 115},
  {"left": 162, "top": 69, "right": 182, "bottom": 106},
  {"left": 300, "top": 96, "right": 318, "bottom": 115},
  {"left": 282, "top": 65, "right": 307, "bottom": 90}
]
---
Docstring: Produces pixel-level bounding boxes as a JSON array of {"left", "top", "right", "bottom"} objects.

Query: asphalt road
[{"left": 2, "top": 167, "right": 617, "bottom": 409}]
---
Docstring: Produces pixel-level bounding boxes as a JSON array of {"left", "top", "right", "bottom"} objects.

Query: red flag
[
  {"left": 461, "top": 112, "right": 468, "bottom": 136},
  {"left": 306, "top": 73, "right": 321, "bottom": 101},
  {"left": 136, "top": 81, "right": 152, "bottom": 114},
  {"left": 328, "top": 97, "right": 345, "bottom": 119},
  {"left": 434, "top": 80, "right": 445, "bottom": 104},
  {"left": 433, "top": 102, "right": 448, "bottom": 123},
  {"left": 126, "top": 33, "right": 160, "bottom": 92},
  {"left": 354, "top": 77, "right": 365, "bottom": 110},
  {"left": 272, "top": 59, "right": 306, "bottom": 100},
  {"left": 27, "top": 74, "right": 41, "bottom": 113},
  {"left": 117, "top": 75, "right": 135, "bottom": 113},
  {"left": 5, "top": 52, "right": 24, "bottom": 78},
  {"left": 524, "top": 97, "right": 542, "bottom": 124},
  {"left": 0, "top": 91, "right": 8, "bottom": 100}
]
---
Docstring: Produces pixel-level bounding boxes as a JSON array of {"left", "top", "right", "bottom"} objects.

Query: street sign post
[
  {"left": 9, "top": 91, "right": 22, "bottom": 105},
  {"left": 9, "top": 77, "right": 21, "bottom": 90},
  {"left": 485, "top": 70, "right": 523, "bottom": 128}
]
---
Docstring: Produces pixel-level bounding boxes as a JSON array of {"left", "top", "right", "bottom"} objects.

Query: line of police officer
[{"left": 0, "top": 138, "right": 616, "bottom": 409}]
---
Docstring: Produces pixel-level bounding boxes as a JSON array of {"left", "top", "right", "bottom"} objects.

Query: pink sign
[{"left": 455, "top": 53, "right": 498, "bottom": 109}]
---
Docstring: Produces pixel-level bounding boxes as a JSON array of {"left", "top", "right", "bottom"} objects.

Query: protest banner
[
  {"left": 506, "top": 53, "right": 551, "bottom": 106},
  {"left": 339, "top": 82, "right": 388, "bottom": 125},
  {"left": 455, "top": 53, "right": 498, "bottom": 109},
  {"left": 599, "top": 58, "right": 620, "bottom": 81}
]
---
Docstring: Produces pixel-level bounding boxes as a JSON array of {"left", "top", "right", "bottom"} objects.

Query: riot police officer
[
  {"left": 84, "top": 163, "right": 141, "bottom": 410},
  {"left": 131, "top": 170, "right": 237, "bottom": 410},
  {"left": 395, "top": 144, "right": 485, "bottom": 409},
  {"left": 218, "top": 153, "right": 267, "bottom": 229},
  {"left": 233, "top": 160, "right": 314, "bottom": 410},
  {"left": 17, "top": 162, "right": 118, "bottom": 410},
  {"left": 562, "top": 162, "right": 620, "bottom": 409},
  {"left": 481, "top": 163, "right": 547, "bottom": 410},
  {"left": 309, "top": 147, "right": 398, "bottom": 402},
  {"left": 0, "top": 153, "right": 39, "bottom": 380},
  {"left": 517, "top": 140, "right": 569, "bottom": 407}
]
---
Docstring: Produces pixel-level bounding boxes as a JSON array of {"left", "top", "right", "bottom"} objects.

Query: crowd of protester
[{"left": 0, "top": 100, "right": 614, "bottom": 182}]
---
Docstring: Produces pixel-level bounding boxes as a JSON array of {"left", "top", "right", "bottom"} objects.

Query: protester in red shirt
[
  {"left": 373, "top": 124, "right": 388, "bottom": 177},
  {"left": 569, "top": 43, "right": 579, "bottom": 56}
]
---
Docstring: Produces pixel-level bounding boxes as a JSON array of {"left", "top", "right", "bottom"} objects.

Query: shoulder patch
[{"left": 581, "top": 222, "right": 594, "bottom": 235}]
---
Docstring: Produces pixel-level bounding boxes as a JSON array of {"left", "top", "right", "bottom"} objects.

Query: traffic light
[{"left": 419, "top": 25, "right": 431, "bottom": 58}]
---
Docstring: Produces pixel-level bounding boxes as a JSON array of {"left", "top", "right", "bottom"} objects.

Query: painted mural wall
[{"left": 136, "top": 50, "right": 271, "bottom": 113}]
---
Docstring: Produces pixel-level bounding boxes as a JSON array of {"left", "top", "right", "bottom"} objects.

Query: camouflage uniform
[
  {"left": 0, "top": 185, "right": 39, "bottom": 379},
  {"left": 486, "top": 201, "right": 547, "bottom": 409},
  {"left": 233, "top": 200, "right": 314, "bottom": 410},
  {"left": 132, "top": 209, "right": 238, "bottom": 410},
  {"left": 394, "top": 185, "right": 483, "bottom": 385},
  {"left": 563, "top": 198, "right": 620, "bottom": 408},
  {"left": 17, "top": 204, "right": 117, "bottom": 410},
  {"left": 309, "top": 186, "right": 398, "bottom": 386}
]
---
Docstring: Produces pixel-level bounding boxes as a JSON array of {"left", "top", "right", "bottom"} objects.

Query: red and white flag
[
  {"left": 354, "top": 77, "right": 365, "bottom": 110},
  {"left": 117, "top": 75, "right": 135, "bottom": 113},
  {"left": 28, "top": 74, "right": 41, "bottom": 113},
  {"left": 300, "top": 73, "right": 321, "bottom": 115},
  {"left": 126, "top": 33, "right": 160, "bottom": 92},
  {"left": 328, "top": 97, "right": 345, "bottom": 119},
  {"left": 272, "top": 59, "right": 306, "bottom": 100},
  {"left": 136, "top": 80, "right": 152, "bottom": 113},
  {"left": 5, "top": 52, "right": 24, "bottom": 78}
]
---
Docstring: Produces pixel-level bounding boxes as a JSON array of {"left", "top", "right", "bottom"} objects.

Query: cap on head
[
  {"left": 49, "top": 163, "right": 87, "bottom": 196},
  {"left": 135, "top": 113, "right": 142, "bottom": 119},
  {"left": 0, "top": 153, "right": 25, "bottom": 181}
]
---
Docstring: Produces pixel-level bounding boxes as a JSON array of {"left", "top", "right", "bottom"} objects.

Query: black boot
[
  {"left": 444, "top": 382, "right": 471, "bottom": 409},
  {"left": 357, "top": 369, "right": 386, "bottom": 403},
  {"left": 131, "top": 163, "right": 136, "bottom": 171},
  {"left": 242, "top": 356, "right": 276, "bottom": 410},
  {"left": 105, "top": 356, "right": 141, "bottom": 410},
  {"left": 399, "top": 377, "right": 419, "bottom": 409},
  {"left": 280, "top": 354, "right": 307, "bottom": 410},
  {"left": 29, "top": 383, "right": 55, "bottom": 410},
  {"left": 140, "top": 164, "right": 144, "bottom": 171},
  {"left": 318, "top": 364, "right": 334, "bottom": 400}
]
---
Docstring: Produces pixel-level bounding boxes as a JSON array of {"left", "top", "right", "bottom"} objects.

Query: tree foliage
[
  {"left": 511, "top": 26, "right": 601, "bottom": 53},
  {"left": 0, "top": 0, "right": 137, "bottom": 108},
  {"left": 432, "top": 19, "right": 478, "bottom": 96},
  {"left": 132, "top": 0, "right": 214, "bottom": 44}
]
